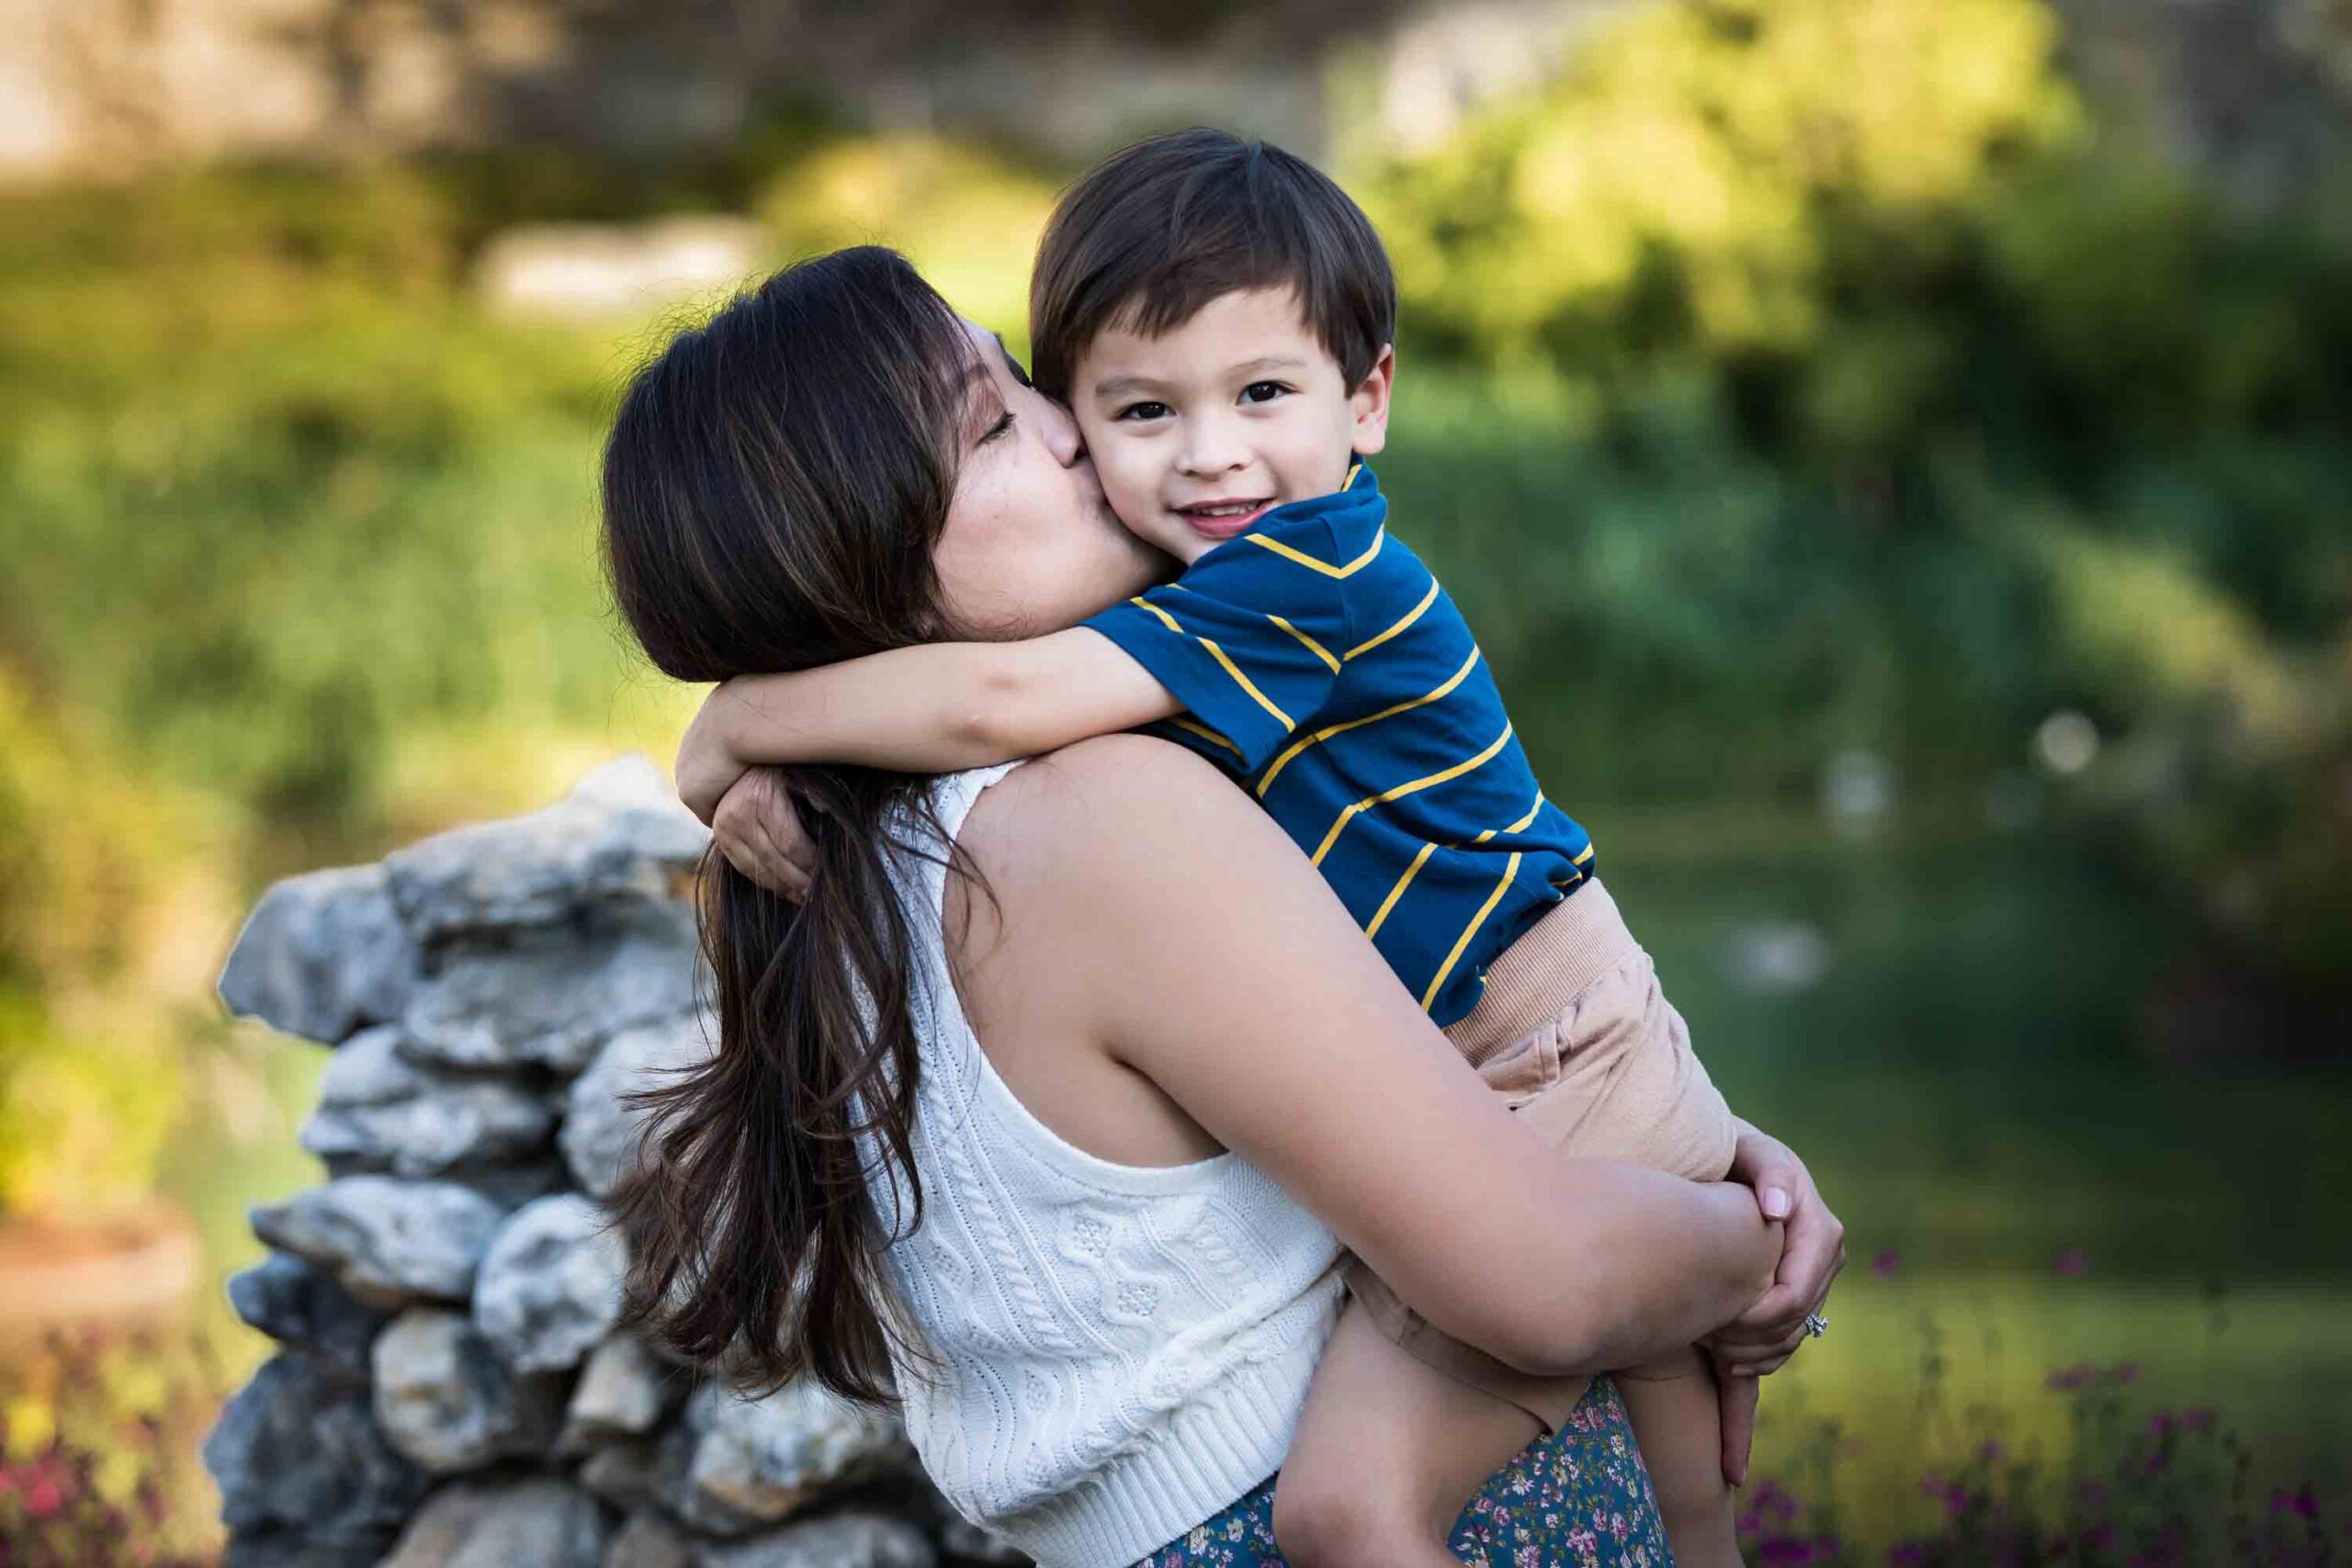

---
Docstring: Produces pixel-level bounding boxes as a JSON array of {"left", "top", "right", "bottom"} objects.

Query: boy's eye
[
  {"left": 1239, "top": 381, "right": 1290, "bottom": 406},
  {"left": 1115, "top": 400, "right": 1172, "bottom": 422},
  {"left": 978, "top": 411, "right": 1015, "bottom": 445}
]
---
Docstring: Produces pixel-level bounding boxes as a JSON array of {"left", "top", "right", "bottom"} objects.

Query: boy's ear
[{"left": 1350, "top": 344, "right": 1396, "bottom": 457}]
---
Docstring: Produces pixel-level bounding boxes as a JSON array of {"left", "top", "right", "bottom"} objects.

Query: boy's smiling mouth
[{"left": 1173, "top": 497, "right": 1276, "bottom": 540}]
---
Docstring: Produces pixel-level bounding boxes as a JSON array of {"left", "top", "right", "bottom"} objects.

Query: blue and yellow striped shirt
[{"left": 1082, "top": 463, "right": 1595, "bottom": 1027}]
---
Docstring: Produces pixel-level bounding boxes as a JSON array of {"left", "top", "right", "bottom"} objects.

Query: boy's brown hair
[{"left": 1028, "top": 128, "right": 1396, "bottom": 402}]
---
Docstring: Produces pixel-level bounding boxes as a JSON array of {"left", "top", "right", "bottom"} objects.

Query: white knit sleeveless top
[{"left": 863, "top": 763, "right": 1346, "bottom": 1567}]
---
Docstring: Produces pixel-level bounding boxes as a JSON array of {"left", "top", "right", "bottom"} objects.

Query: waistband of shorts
[{"left": 1442, "top": 879, "right": 1645, "bottom": 1066}]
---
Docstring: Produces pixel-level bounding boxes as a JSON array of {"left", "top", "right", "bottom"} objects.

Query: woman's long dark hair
[{"left": 598, "top": 247, "right": 981, "bottom": 1403}]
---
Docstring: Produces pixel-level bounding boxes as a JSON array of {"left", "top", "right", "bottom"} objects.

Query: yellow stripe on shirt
[
  {"left": 1245, "top": 525, "right": 1386, "bottom": 579},
  {"left": 1127, "top": 595, "right": 1184, "bottom": 635},
  {"left": 1257, "top": 646, "right": 1483, "bottom": 799},
  {"left": 1267, "top": 615, "right": 1340, "bottom": 673},
  {"left": 1310, "top": 721, "right": 1515, "bottom": 866},
  {"left": 1200, "top": 638, "right": 1293, "bottom": 729},
  {"left": 1422, "top": 852, "right": 1523, "bottom": 1011},
  {"left": 1363, "top": 841, "right": 1437, "bottom": 939},
  {"left": 1169, "top": 717, "right": 1241, "bottom": 758},
  {"left": 1128, "top": 595, "right": 1294, "bottom": 730},
  {"left": 1344, "top": 579, "right": 1440, "bottom": 662},
  {"left": 1364, "top": 791, "right": 1545, "bottom": 941}
]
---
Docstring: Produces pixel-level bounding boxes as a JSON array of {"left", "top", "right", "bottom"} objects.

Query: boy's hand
[
  {"left": 1704, "top": 1119, "right": 1845, "bottom": 1485},
  {"left": 676, "top": 682, "right": 752, "bottom": 827},
  {"left": 709, "top": 767, "right": 816, "bottom": 901}
]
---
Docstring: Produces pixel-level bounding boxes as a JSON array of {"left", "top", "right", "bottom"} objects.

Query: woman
[{"left": 599, "top": 247, "right": 1842, "bottom": 1564}]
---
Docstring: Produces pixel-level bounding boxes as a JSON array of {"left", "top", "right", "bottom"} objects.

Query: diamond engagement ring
[{"left": 1803, "top": 1313, "right": 1829, "bottom": 1338}]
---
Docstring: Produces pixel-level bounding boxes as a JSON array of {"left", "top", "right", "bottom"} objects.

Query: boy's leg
[
  {"left": 1272, "top": 1298, "right": 1543, "bottom": 1568},
  {"left": 1617, "top": 1348, "right": 1744, "bottom": 1566}
]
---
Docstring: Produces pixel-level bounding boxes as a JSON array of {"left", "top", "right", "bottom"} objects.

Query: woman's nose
[{"left": 1039, "top": 396, "right": 1083, "bottom": 467}]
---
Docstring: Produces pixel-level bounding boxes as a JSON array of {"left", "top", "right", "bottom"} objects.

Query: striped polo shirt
[{"left": 1082, "top": 462, "right": 1595, "bottom": 1027}]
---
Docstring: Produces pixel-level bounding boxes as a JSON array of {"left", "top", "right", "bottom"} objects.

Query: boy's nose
[{"left": 1178, "top": 414, "right": 1246, "bottom": 477}]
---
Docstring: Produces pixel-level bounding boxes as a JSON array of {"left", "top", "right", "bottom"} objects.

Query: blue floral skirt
[{"left": 1129, "top": 1374, "right": 1670, "bottom": 1565}]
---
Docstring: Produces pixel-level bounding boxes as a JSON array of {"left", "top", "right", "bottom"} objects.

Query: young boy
[{"left": 681, "top": 130, "right": 1749, "bottom": 1563}]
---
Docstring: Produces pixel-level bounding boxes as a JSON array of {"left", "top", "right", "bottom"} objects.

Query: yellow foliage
[
  {"left": 758, "top": 136, "right": 1059, "bottom": 346},
  {"left": 2033, "top": 523, "right": 2301, "bottom": 743},
  {"left": 1362, "top": 0, "right": 2082, "bottom": 357},
  {"left": 0, "top": 672, "right": 206, "bottom": 1222}
]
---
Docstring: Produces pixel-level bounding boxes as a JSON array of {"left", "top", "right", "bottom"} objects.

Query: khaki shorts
[{"left": 1342, "top": 878, "right": 1739, "bottom": 1433}]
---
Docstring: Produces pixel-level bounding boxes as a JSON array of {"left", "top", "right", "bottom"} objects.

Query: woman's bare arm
[{"left": 956, "top": 735, "right": 1783, "bottom": 1379}]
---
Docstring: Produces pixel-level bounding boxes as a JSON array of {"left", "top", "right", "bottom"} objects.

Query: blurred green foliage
[
  {"left": 1354, "top": 0, "right": 2352, "bottom": 1026},
  {"left": 0, "top": 0, "right": 2346, "bottom": 1233}
]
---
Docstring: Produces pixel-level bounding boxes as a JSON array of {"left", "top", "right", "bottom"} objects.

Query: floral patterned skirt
[{"left": 1128, "top": 1374, "right": 1670, "bottom": 1566}]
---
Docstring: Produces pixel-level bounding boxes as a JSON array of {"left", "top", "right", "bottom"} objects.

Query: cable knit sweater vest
[{"left": 862, "top": 762, "right": 1347, "bottom": 1567}]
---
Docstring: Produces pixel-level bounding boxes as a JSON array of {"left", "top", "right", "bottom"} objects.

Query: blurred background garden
[{"left": 1, "top": 0, "right": 2347, "bottom": 1559}]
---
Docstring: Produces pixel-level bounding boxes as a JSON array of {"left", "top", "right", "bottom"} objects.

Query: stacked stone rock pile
[{"left": 203, "top": 757, "right": 1028, "bottom": 1568}]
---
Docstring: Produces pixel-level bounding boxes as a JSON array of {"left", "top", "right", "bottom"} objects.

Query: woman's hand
[
  {"left": 708, "top": 766, "right": 816, "bottom": 901},
  {"left": 1705, "top": 1118, "right": 1845, "bottom": 1485},
  {"left": 676, "top": 682, "right": 753, "bottom": 827}
]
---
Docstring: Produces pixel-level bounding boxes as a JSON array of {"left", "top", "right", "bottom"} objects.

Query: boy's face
[{"left": 1068, "top": 288, "right": 1393, "bottom": 566}]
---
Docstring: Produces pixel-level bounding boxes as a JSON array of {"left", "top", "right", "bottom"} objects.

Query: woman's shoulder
[
  {"left": 967, "top": 733, "right": 1244, "bottom": 846},
  {"left": 955, "top": 733, "right": 1285, "bottom": 964}
]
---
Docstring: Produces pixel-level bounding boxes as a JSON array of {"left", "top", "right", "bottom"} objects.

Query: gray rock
[
  {"left": 561, "top": 1013, "right": 713, "bottom": 1198},
  {"left": 379, "top": 1475, "right": 613, "bottom": 1568},
  {"left": 577, "top": 1435, "right": 667, "bottom": 1513},
  {"left": 700, "top": 1515, "right": 935, "bottom": 1568},
  {"left": 938, "top": 1519, "right": 1032, "bottom": 1565},
  {"left": 371, "top": 1307, "right": 570, "bottom": 1472},
  {"left": 223, "top": 1250, "right": 391, "bottom": 1380},
  {"left": 222, "top": 1533, "right": 383, "bottom": 1568},
  {"left": 449, "top": 1156, "right": 578, "bottom": 1211},
  {"left": 561, "top": 1336, "right": 680, "bottom": 1451},
  {"left": 402, "top": 908, "right": 702, "bottom": 1074},
  {"left": 300, "top": 1025, "right": 557, "bottom": 1178},
  {"left": 217, "top": 862, "right": 420, "bottom": 1044},
  {"left": 605, "top": 1507, "right": 696, "bottom": 1568},
  {"left": 475, "top": 1193, "right": 628, "bottom": 1373},
  {"left": 672, "top": 1380, "right": 914, "bottom": 1537},
  {"left": 202, "top": 1352, "right": 427, "bottom": 1564},
  {"left": 316, "top": 1153, "right": 571, "bottom": 1213},
  {"left": 250, "top": 1175, "right": 506, "bottom": 1308},
  {"left": 385, "top": 755, "right": 707, "bottom": 943}
]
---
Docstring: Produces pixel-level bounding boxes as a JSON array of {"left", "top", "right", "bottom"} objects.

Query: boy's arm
[{"left": 676, "top": 628, "right": 1178, "bottom": 822}]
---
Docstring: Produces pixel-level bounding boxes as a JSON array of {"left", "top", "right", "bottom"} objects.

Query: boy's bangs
[{"left": 1029, "top": 129, "right": 1396, "bottom": 400}]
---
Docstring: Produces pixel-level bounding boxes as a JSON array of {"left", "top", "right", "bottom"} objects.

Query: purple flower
[
  {"left": 2052, "top": 1247, "right": 2089, "bottom": 1275},
  {"left": 1888, "top": 1546, "right": 1928, "bottom": 1567},
  {"left": 2184, "top": 1407, "right": 2216, "bottom": 1432},
  {"left": 1978, "top": 1438, "right": 2007, "bottom": 1463},
  {"left": 1759, "top": 1541, "right": 1815, "bottom": 1565},
  {"left": 1872, "top": 1249, "right": 1901, "bottom": 1277},
  {"left": 2147, "top": 1411, "right": 2177, "bottom": 1437},
  {"left": 2112, "top": 1360, "right": 2143, "bottom": 1385}
]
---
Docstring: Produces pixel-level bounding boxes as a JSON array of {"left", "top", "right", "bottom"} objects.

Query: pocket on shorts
[
  {"left": 1472, "top": 1017, "right": 1566, "bottom": 1108},
  {"left": 1524, "top": 953, "right": 1738, "bottom": 1182}
]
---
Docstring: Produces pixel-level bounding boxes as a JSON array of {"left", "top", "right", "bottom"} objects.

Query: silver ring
[{"left": 1803, "top": 1312, "right": 1829, "bottom": 1338}]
